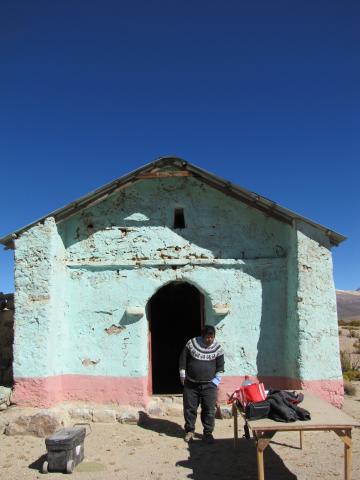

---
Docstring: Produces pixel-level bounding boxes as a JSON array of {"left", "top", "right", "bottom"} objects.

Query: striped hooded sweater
[{"left": 179, "top": 337, "right": 225, "bottom": 383}]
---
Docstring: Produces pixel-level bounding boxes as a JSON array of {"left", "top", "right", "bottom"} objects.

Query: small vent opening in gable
[{"left": 174, "top": 208, "right": 185, "bottom": 229}]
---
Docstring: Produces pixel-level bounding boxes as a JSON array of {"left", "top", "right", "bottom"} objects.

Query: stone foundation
[{"left": 0, "top": 398, "right": 230, "bottom": 437}]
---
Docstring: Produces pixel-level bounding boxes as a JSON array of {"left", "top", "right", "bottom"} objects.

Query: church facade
[{"left": 0, "top": 157, "right": 345, "bottom": 407}]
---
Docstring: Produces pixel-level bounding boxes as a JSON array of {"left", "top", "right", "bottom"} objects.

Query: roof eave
[{"left": 0, "top": 156, "right": 346, "bottom": 248}]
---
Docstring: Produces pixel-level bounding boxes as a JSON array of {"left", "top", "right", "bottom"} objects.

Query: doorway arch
[{"left": 148, "top": 281, "right": 204, "bottom": 394}]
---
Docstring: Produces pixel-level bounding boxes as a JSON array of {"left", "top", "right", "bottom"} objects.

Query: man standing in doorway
[{"left": 179, "top": 325, "right": 224, "bottom": 444}]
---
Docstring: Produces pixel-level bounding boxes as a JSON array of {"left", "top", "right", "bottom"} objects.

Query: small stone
[
  {"left": 218, "top": 405, "right": 233, "bottom": 419},
  {"left": 0, "top": 403, "right": 7, "bottom": 411}
]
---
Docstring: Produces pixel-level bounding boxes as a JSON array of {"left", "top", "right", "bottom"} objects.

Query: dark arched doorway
[{"left": 148, "top": 281, "right": 204, "bottom": 394}]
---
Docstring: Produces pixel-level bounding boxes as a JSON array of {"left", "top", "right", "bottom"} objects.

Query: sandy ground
[{"left": 0, "top": 389, "right": 360, "bottom": 480}]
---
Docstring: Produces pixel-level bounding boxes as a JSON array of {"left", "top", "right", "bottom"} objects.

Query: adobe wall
[
  {"left": 294, "top": 221, "right": 343, "bottom": 405},
  {"left": 11, "top": 176, "right": 342, "bottom": 407}
]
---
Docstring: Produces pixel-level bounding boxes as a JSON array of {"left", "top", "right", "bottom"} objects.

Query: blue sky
[{"left": 0, "top": 0, "right": 359, "bottom": 293}]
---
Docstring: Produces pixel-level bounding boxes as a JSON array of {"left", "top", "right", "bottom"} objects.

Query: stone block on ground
[
  {"left": 116, "top": 408, "right": 140, "bottom": 424},
  {"left": 92, "top": 409, "right": 116, "bottom": 423},
  {"left": 68, "top": 407, "right": 92, "bottom": 421},
  {"left": 0, "top": 415, "right": 9, "bottom": 434},
  {"left": 147, "top": 404, "right": 166, "bottom": 417},
  {"left": 159, "top": 396, "right": 173, "bottom": 405},
  {"left": 170, "top": 395, "right": 183, "bottom": 405},
  {"left": 28, "top": 411, "right": 62, "bottom": 437},
  {"left": 165, "top": 404, "right": 183, "bottom": 417},
  {"left": 5, "top": 415, "right": 31, "bottom": 436},
  {"left": 5, "top": 411, "right": 61, "bottom": 437},
  {"left": 0, "top": 386, "right": 12, "bottom": 406}
]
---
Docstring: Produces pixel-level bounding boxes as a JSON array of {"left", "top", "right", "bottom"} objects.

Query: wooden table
[{"left": 232, "top": 391, "right": 360, "bottom": 480}]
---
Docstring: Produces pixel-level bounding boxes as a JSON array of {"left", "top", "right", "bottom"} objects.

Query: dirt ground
[{"left": 0, "top": 388, "right": 359, "bottom": 480}]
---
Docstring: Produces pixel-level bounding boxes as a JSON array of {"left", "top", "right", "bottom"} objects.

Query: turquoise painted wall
[
  {"left": 58, "top": 177, "right": 288, "bottom": 262},
  {"left": 295, "top": 221, "right": 341, "bottom": 380},
  {"left": 14, "top": 217, "right": 67, "bottom": 378},
  {"left": 13, "top": 176, "right": 341, "bottom": 386}
]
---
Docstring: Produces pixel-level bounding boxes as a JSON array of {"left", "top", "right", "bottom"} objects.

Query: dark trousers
[{"left": 183, "top": 380, "right": 217, "bottom": 435}]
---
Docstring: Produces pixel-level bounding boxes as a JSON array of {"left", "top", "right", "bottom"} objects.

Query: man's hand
[{"left": 211, "top": 376, "right": 221, "bottom": 387}]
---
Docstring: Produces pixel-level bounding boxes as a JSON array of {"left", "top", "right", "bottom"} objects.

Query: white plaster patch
[{"left": 124, "top": 213, "right": 149, "bottom": 222}]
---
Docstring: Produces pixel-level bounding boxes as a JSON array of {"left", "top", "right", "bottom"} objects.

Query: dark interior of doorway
[{"left": 149, "top": 281, "right": 204, "bottom": 394}]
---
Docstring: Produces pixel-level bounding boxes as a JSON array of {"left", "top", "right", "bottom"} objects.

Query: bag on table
[
  {"left": 237, "top": 382, "right": 267, "bottom": 407},
  {"left": 245, "top": 400, "right": 270, "bottom": 420},
  {"left": 228, "top": 382, "right": 267, "bottom": 408}
]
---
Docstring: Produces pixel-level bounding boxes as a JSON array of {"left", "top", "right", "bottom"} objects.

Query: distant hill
[{"left": 336, "top": 290, "right": 360, "bottom": 323}]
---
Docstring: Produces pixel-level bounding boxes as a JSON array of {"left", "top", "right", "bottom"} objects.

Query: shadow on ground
[
  {"left": 138, "top": 412, "right": 186, "bottom": 438},
  {"left": 28, "top": 454, "right": 47, "bottom": 471},
  {"left": 177, "top": 438, "right": 297, "bottom": 480},
  {"left": 138, "top": 414, "right": 297, "bottom": 479}
]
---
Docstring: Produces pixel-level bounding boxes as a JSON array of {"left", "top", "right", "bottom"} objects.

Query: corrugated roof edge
[{"left": 0, "top": 156, "right": 346, "bottom": 248}]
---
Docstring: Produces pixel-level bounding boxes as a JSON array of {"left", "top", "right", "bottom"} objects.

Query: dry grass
[
  {"left": 349, "top": 329, "right": 360, "bottom": 338},
  {"left": 353, "top": 340, "right": 360, "bottom": 354},
  {"left": 339, "top": 330, "right": 360, "bottom": 381},
  {"left": 344, "top": 381, "right": 357, "bottom": 396}
]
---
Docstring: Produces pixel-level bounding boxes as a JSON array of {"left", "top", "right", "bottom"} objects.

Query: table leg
[
  {"left": 334, "top": 429, "right": 352, "bottom": 480},
  {"left": 299, "top": 430, "right": 303, "bottom": 449},
  {"left": 257, "top": 447, "right": 265, "bottom": 480},
  {"left": 232, "top": 403, "right": 238, "bottom": 447},
  {"left": 344, "top": 429, "right": 352, "bottom": 480},
  {"left": 255, "top": 431, "right": 275, "bottom": 480}
]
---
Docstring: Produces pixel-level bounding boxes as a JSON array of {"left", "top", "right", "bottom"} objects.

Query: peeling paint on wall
[
  {"left": 81, "top": 358, "right": 100, "bottom": 367},
  {"left": 105, "top": 325, "right": 126, "bottom": 335}
]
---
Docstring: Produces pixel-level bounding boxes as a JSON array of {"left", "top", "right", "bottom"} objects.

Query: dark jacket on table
[{"left": 267, "top": 390, "right": 311, "bottom": 422}]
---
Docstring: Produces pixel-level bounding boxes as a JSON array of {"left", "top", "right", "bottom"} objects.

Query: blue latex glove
[{"left": 211, "top": 376, "right": 221, "bottom": 386}]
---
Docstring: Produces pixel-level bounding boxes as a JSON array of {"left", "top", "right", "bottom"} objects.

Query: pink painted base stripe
[
  {"left": 13, "top": 375, "right": 149, "bottom": 408},
  {"left": 299, "top": 379, "right": 344, "bottom": 408},
  {"left": 13, "top": 374, "right": 344, "bottom": 408}
]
